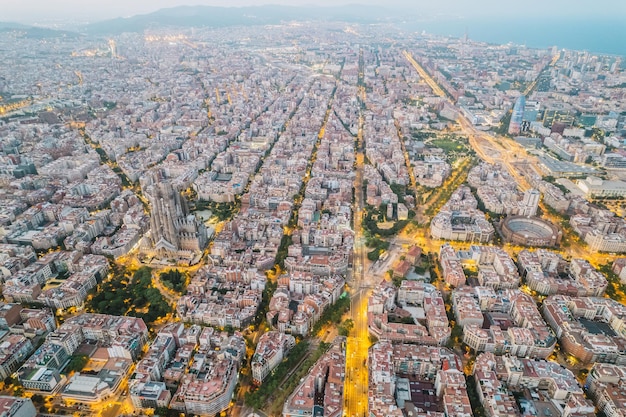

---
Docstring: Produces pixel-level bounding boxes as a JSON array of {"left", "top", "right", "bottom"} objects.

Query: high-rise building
[
  {"left": 521, "top": 189, "right": 540, "bottom": 217},
  {"left": 108, "top": 39, "right": 117, "bottom": 59},
  {"left": 143, "top": 173, "right": 207, "bottom": 260},
  {"left": 508, "top": 95, "right": 526, "bottom": 135}
]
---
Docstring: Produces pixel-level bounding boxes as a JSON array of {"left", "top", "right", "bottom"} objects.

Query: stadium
[{"left": 501, "top": 216, "right": 562, "bottom": 247}]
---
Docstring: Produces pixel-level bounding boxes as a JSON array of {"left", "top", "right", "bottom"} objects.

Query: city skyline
[
  {"left": 3, "top": 0, "right": 626, "bottom": 24},
  {"left": 1, "top": 9, "right": 626, "bottom": 417}
]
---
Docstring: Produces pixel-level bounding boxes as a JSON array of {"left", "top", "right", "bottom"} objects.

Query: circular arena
[{"left": 501, "top": 216, "right": 562, "bottom": 247}]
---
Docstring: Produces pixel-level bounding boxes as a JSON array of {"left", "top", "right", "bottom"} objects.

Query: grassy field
[{"left": 430, "top": 138, "right": 467, "bottom": 153}]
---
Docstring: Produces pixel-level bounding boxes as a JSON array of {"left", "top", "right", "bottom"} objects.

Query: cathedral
[{"left": 142, "top": 175, "right": 207, "bottom": 262}]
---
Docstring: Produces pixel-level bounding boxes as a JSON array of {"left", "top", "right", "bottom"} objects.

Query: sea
[{"left": 401, "top": 18, "right": 626, "bottom": 58}]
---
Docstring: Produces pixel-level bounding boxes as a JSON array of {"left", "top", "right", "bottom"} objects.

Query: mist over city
[{"left": 5, "top": 0, "right": 626, "bottom": 22}]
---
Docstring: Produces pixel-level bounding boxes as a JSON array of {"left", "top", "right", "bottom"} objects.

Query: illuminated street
[
  {"left": 344, "top": 289, "right": 371, "bottom": 417},
  {"left": 344, "top": 76, "right": 370, "bottom": 416}
]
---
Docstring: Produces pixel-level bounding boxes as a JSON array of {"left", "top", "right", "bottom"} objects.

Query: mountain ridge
[
  {"left": 84, "top": 4, "right": 406, "bottom": 35},
  {"left": 0, "top": 21, "right": 80, "bottom": 39}
]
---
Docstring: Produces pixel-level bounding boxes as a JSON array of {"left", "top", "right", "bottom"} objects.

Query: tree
[
  {"left": 312, "top": 297, "right": 350, "bottom": 334},
  {"left": 31, "top": 394, "right": 44, "bottom": 405},
  {"left": 65, "top": 355, "right": 89, "bottom": 373},
  {"left": 338, "top": 319, "right": 354, "bottom": 336},
  {"left": 367, "top": 249, "right": 381, "bottom": 262},
  {"left": 4, "top": 376, "right": 18, "bottom": 386},
  {"left": 155, "top": 407, "right": 180, "bottom": 417},
  {"left": 86, "top": 266, "right": 171, "bottom": 329},
  {"left": 159, "top": 270, "right": 186, "bottom": 293},
  {"left": 448, "top": 324, "right": 464, "bottom": 348}
]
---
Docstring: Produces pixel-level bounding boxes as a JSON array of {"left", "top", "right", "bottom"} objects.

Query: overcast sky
[{"left": 4, "top": 0, "right": 626, "bottom": 24}]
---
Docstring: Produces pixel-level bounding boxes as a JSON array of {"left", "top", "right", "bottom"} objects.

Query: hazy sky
[{"left": 4, "top": 0, "right": 626, "bottom": 24}]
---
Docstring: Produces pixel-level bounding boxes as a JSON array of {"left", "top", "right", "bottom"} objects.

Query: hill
[
  {"left": 0, "top": 21, "right": 80, "bottom": 39},
  {"left": 85, "top": 4, "right": 404, "bottom": 34}
]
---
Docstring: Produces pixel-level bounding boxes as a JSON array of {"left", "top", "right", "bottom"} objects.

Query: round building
[{"left": 501, "top": 216, "right": 562, "bottom": 247}]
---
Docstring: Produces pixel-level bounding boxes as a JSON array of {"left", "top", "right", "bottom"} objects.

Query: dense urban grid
[{"left": 0, "top": 17, "right": 625, "bottom": 417}]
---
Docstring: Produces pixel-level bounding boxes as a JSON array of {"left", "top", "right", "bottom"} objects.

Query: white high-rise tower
[{"left": 521, "top": 189, "right": 540, "bottom": 217}]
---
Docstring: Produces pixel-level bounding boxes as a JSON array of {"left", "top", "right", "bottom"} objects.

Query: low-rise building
[
  {"left": 612, "top": 258, "right": 626, "bottom": 283},
  {"left": 369, "top": 281, "right": 450, "bottom": 346},
  {"left": 130, "top": 381, "right": 172, "bottom": 410},
  {"left": 543, "top": 296, "right": 626, "bottom": 365},
  {"left": 0, "top": 335, "right": 33, "bottom": 380},
  {"left": 430, "top": 186, "right": 493, "bottom": 243},
  {"left": 154, "top": 328, "right": 246, "bottom": 416},
  {"left": 473, "top": 353, "right": 593, "bottom": 417},
  {"left": 586, "top": 363, "right": 626, "bottom": 417},
  {"left": 456, "top": 288, "right": 556, "bottom": 359},
  {"left": 61, "top": 358, "right": 132, "bottom": 403},
  {"left": 283, "top": 337, "right": 345, "bottom": 417},
  {"left": 266, "top": 272, "right": 344, "bottom": 336},
  {"left": 413, "top": 156, "right": 451, "bottom": 188},
  {"left": 0, "top": 396, "right": 37, "bottom": 417},
  {"left": 251, "top": 331, "right": 295, "bottom": 384},
  {"left": 368, "top": 342, "right": 469, "bottom": 417},
  {"left": 19, "top": 313, "right": 148, "bottom": 392},
  {"left": 440, "top": 244, "right": 466, "bottom": 288},
  {"left": 19, "top": 367, "right": 62, "bottom": 392},
  {"left": 518, "top": 250, "right": 607, "bottom": 296},
  {"left": 577, "top": 176, "right": 626, "bottom": 198}
]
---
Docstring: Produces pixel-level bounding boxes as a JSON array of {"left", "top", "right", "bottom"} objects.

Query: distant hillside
[
  {"left": 85, "top": 5, "right": 405, "bottom": 35},
  {"left": 0, "top": 21, "right": 79, "bottom": 39},
  {"left": 0, "top": 22, "right": 30, "bottom": 30}
]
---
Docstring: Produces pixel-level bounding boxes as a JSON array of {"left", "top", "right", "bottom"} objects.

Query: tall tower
[
  {"left": 521, "top": 189, "right": 540, "bottom": 217},
  {"left": 108, "top": 39, "right": 117, "bottom": 59},
  {"left": 508, "top": 95, "right": 526, "bottom": 136}
]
